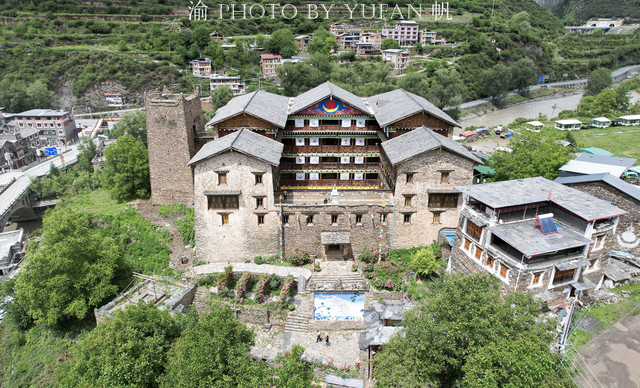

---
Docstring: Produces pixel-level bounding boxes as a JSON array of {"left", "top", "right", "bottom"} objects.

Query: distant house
[
  {"left": 13, "top": 109, "right": 77, "bottom": 146},
  {"left": 190, "top": 58, "right": 212, "bottom": 77},
  {"left": 210, "top": 74, "right": 246, "bottom": 96},
  {"left": 381, "top": 49, "right": 410, "bottom": 74},
  {"left": 104, "top": 93, "right": 123, "bottom": 107},
  {"left": 617, "top": 115, "right": 640, "bottom": 126},
  {"left": 381, "top": 20, "right": 419, "bottom": 45},
  {"left": 209, "top": 31, "right": 226, "bottom": 42},
  {"left": 294, "top": 35, "right": 311, "bottom": 52},
  {"left": 0, "top": 229, "right": 24, "bottom": 276},
  {"left": 329, "top": 23, "right": 360, "bottom": 36},
  {"left": 361, "top": 32, "right": 382, "bottom": 48},
  {"left": 558, "top": 154, "right": 637, "bottom": 178},
  {"left": 419, "top": 28, "right": 437, "bottom": 45},
  {"left": 336, "top": 32, "right": 362, "bottom": 51},
  {"left": 554, "top": 119, "right": 582, "bottom": 130},
  {"left": 525, "top": 120, "right": 544, "bottom": 132},
  {"left": 590, "top": 117, "right": 611, "bottom": 128},
  {"left": 355, "top": 42, "right": 377, "bottom": 56},
  {"left": 260, "top": 54, "right": 282, "bottom": 77}
]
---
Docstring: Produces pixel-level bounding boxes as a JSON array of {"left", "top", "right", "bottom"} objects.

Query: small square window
[
  {"left": 404, "top": 195, "right": 412, "bottom": 207},
  {"left": 531, "top": 271, "right": 543, "bottom": 287},
  {"left": 306, "top": 215, "right": 314, "bottom": 225},
  {"left": 355, "top": 214, "right": 363, "bottom": 224},
  {"left": 218, "top": 172, "right": 227, "bottom": 185},
  {"left": 331, "top": 214, "right": 339, "bottom": 225},
  {"left": 441, "top": 171, "right": 450, "bottom": 184},
  {"left": 403, "top": 213, "right": 411, "bottom": 224},
  {"left": 255, "top": 173, "right": 264, "bottom": 184},
  {"left": 256, "top": 197, "right": 264, "bottom": 208},
  {"left": 406, "top": 173, "right": 414, "bottom": 183},
  {"left": 257, "top": 215, "right": 265, "bottom": 225},
  {"left": 221, "top": 214, "right": 229, "bottom": 225},
  {"left": 433, "top": 212, "right": 440, "bottom": 223}
]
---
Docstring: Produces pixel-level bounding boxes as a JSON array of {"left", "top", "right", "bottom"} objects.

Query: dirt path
[{"left": 133, "top": 200, "right": 194, "bottom": 273}]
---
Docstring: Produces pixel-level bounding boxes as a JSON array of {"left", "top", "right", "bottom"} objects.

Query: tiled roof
[
  {"left": 206, "top": 90, "right": 290, "bottom": 128},
  {"left": 555, "top": 173, "right": 640, "bottom": 202},
  {"left": 290, "top": 81, "right": 371, "bottom": 115},
  {"left": 367, "top": 89, "right": 459, "bottom": 128},
  {"left": 188, "top": 129, "right": 284, "bottom": 167}
]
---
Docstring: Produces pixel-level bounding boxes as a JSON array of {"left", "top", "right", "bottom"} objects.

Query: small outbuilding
[{"left": 554, "top": 119, "right": 582, "bottom": 130}]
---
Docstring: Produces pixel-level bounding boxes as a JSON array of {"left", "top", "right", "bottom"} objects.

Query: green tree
[
  {"left": 108, "top": 111, "right": 147, "bottom": 145},
  {"left": 161, "top": 305, "right": 266, "bottom": 387},
  {"left": 278, "top": 54, "right": 333, "bottom": 96},
  {"left": 267, "top": 28, "right": 298, "bottom": 58},
  {"left": 211, "top": 86, "right": 234, "bottom": 110},
  {"left": 25, "top": 80, "right": 54, "bottom": 109},
  {"left": 374, "top": 274, "right": 571, "bottom": 387},
  {"left": 58, "top": 303, "right": 184, "bottom": 387},
  {"left": 274, "top": 345, "right": 313, "bottom": 388},
  {"left": 488, "top": 131, "right": 571, "bottom": 181},
  {"left": 102, "top": 134, "right": 150, "bottom": 202},
  {"left": 479, "top": 63, "right": 512, "bottom": 103},
  {"left": 510, "top": 58, "right": 537, "bottom": 95},
  {"left": 14, "top": 207, "right": 122, "bottom": 326},
  {"left": 381, "top": 38, "right": 400, "bottom": 50},
  {"left": 409, "top": 244, "right": 444, "bottom": 279},
  {"left": 76, "top": 136, "right": 96, "bottom": 173},
  {"left": 585, "top": 68, "right": 612, "bottom": 96},
  {"left": 427, "top": 67, "right": 466, "bottom": 111},
  {"left": 308, "top": 27, "right": 337, "bottom": 55},
  {"left": 415, "top": 42, "right": 424, "bottom": 55}
]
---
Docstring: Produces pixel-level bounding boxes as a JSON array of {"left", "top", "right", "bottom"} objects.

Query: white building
[
  {"left": 617, "top": 115, "right": 640, "bottom": 126},
  {"left": 555, "top": 119, "right": 582, "bottom": 130},
  {"left": 382, "top": 21, "right": 419, "bottom": 45},
  {"left": 210, "top": 75, "right": 246, "bottom": 96}
]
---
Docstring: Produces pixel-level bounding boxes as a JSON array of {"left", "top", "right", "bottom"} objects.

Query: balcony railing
[
  {"left": 282, "top": 145, "right": 381, "bottom": 154},
  {"left": 279, "top": 178, "right": 380, "bottom": 189},
  {"left": 280, "top": 162, "right": 380, "bottom": 171}
]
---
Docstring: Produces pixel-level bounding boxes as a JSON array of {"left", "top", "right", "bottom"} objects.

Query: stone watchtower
[{"left": 145, "top": 89, "right": 203, "bottom": 205}]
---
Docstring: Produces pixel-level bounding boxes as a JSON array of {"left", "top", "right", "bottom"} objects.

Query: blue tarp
[{"left": 442, "top": 231, "right": 456, "bottom": 247}]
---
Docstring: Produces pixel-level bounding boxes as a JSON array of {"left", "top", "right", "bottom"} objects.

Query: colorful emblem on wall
[{"left": 296, "top": 97, "right": 366, "bottom": 116}]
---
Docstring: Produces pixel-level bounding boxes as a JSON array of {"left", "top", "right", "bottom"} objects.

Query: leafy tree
[
  {"left": 274, "top": 345, "right": 313, "bottom": 388},
  {"left": 211, "top": 86, "right": 234, "bottom": 110},
  {"left": 381, "top": 38, "right": 400, "bottom": 50},
  {"left": 14, "top": 207, "right": 122, "bottom": 326},
  {"left": 308, "top": 27, "right": 337, "bottom": 55},
  {"left": 409, "top": 244, "right": 444, "bottom": 279},
  {"left": 255, "top": 34, "right": 267, "bottom": 49},
  {"left": 108, "top": 111, "right": 147, "bottom": 145},
  {"left": 267, "top": 28, "right": 298, "bottom": 58},
  {"left": 102, "top": 134, "right": 150, "bottom": 202},
  {"left": 588, "top": 86, "right": 631, "bottom": 116},
  {"left": 374, "top": 274, "right": 571, "bottom": 387},
  {"left": 278, "top": 54, "right": 333, "bottom": 96},
  {"left": 488, "top": 131, "right": 571, "bottom": 181},
  {"left": 479, "top": 63, "right": 512, "bottom": 103},
  {"left": 25, "top": 80, "right": 54, "bottom": 109},
  {"left": 510, "top": 58, "right": 537, "bottom": 95},
  {"left": 160, "top": 305, "right": 266, "bottom": 387},
  {"left": 58, "top": 303, "right": 184, "bottom": 387},
  {"left": 585, "top": 68, "right": 612, "bottom": 96},
  {"left": 415, "top": 42, "right": 424, "bottom": 55},
  {"left": 76, "top": 136, "right": 96, "bottom": 173},
  {"left": 427, "top": 67, "right": 466, "bottom": 111}
]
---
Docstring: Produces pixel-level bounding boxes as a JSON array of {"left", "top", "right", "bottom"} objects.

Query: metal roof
[
  {"left": 574, "top": 153, "right": 637, "bottom": 167},
  {"left": 456, "top": 177, "right": 627, "bottom": 221},
  {"left": 555, "top": 119, "right": 582, "bottom": 125},
  {"left": 576, "top": 147, "right": 613, "bottom": 156},
  {"left": 16, "top": 109, "right": 68, "bottom": 117},
  {"left": 490, "top": 219, "right": 592, "bottom": 257},
  {"left": 290, "top": 81, "right": 371, "bottom": 115},
  {"left": 555, "top": 173, "right": 640, "bottom": 202},
  {"left": 206, "top": 90, "right": 290, "bottom": 128},
  {"left": 381, "top": 126, "right": 482, "bottom": 165},
  {"left": 367, "top": 89, "right": 459, "bottom": 128},
  {"left": 188, "top": 129, "right": 284, "bottom": 167},
  {"left": 559, "top": 160, "right": 632, "bottom": 177}
]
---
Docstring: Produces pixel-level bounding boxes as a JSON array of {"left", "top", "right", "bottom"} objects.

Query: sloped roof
[
  {"left": 555, "top": 173, "right": 640, "bottom": 202},
  {"left": 575, "top": 153, "right": 637, "bottom": 168},
  {"left": 456, "top": 177, "right": 628, "bottom": 221},
  {"left": 381, "top": 126, "right": 481, "bottom": 165},
  {"left": 576, "top": 147, "right": 613, "bottom": 156},
  {"left": 290, "top": 82, "right": 371, "bottom": 115},
  {"left": 206, "top": 90, "right": 290, "bottom": 128},
  {"left": 367, "top": 89, "right": 459, "bottom": 128},
  {"left": 188, "top": 129, "right": 284, "bottom": 167}
]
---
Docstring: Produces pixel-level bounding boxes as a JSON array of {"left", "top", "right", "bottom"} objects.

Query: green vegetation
[
  {"left": 374, "top": 274, "right": 572, "bottom": 387},
  {"left": 158, "top": 203, "right": 195, "bottom": 246},
  {"left": 585, "top": 68, "right": 613, "bottom": 96},
  {"left": 101, "top": 134, "right": 150, "bottom": 202},
  {"left": 108, "top": 111, "right": 147, "bottom": 145}
]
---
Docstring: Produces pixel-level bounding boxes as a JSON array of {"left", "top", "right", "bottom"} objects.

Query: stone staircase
[
  {"left": 284, "top": 312, "right": 310, "bottom": 333},
  {"left": 306, "top": 272, "right": 370, "bottom": 292}
]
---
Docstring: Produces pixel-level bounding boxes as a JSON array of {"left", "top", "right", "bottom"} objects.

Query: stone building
[
  {"left": 189, "top": 82, "right": 480, "bottom": 263},
  {"left": 449, "top": 177, "right": 627, "bottom": 304},
  {"left": 145, "top": 89, "right": 204, "bottom": 205}
]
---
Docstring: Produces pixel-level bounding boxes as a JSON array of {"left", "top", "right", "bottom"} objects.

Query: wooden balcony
[
  {"left": 280, "top": 162, "right": 380, "bottom": 171},
  {"left": 279, "top": 179, "right": 381, "bottom": 190},
  {"left": 282, "top": 145, "right": 381, "bottom": 154}
]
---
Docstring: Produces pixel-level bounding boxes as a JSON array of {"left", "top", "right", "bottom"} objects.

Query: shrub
[
  {"left": 217, "top": 266, "right": 234, "bottom": 289},
  {"left": 409, "top": 244, "right": 445, "bottom": 279},
  {"left": 255, "top": 274, "right": 270, "bottom": 304},
  {"left": 285, "top": 248, "right": 312, "bottom": 267},
  {"left": 234, "top": 273, "right": 253, "bottom": 303},
  {"left": 278, "top": 275, "right": 295, "bottom": 308},
  {"left": 197, "top": 274, "right": 217, "bottom": 287},
  {"left": 254, "top": 256, "right": 265, "bottom": 265},
  {"left": 359, "top": 245, "right": 380, "bottom": 264},
  {"left": 269, "top": 274, "right": 282, "bottom": 291}
]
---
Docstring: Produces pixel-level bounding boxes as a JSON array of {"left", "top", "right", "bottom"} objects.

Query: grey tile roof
[
  {"left": 381, "top": 126, "right": 482, "bottom": 165},
  {"left": 206, "top": 90, "right": 290, "bottom": 128},
  {"left": 489, "top": 219, "right": 593, "bottom": 257},
  {"left": 188, "top": 129, "right": 284, "bottom": 167},
  {"left": 555, "top": 173, "right": 640, "bottom": 202},
  {"left": 18, "top": 127, "right": 40, "bottom": 138},
  {"left": 17, "top": 109, "right": 68, "bottom": 117},
  {"left": 575, "top": 154, "right": 637, "bottom": 167},
  {"left": 367, "top": 89, "right": 459, "bottom": 128},
  {"left": 456, "top": 177, "right": 628, "bottom": 221},
  {"left": 290, "top": 81, "right": 372, "bottom": 115}
]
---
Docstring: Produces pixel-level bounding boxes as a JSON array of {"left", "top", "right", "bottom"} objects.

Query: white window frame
[{"left": 529, "top": 271, "right": 545, "bottom": 288}]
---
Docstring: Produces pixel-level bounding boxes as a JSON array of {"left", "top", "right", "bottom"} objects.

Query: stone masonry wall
[
  {"left": 391, "top": 149, "right": 475, "bottom": 250},
  {"left": 145, "top": 91, "right": 203, "bottom": 205},
  {"left": 194, "top": 151, "right": 280, "bottom": 263}
]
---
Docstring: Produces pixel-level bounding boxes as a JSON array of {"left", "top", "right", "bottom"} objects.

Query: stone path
[{"left": 193, "top": 262, "right": 311, "bottom": 279}]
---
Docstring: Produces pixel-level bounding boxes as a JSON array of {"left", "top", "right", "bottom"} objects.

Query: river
[{"left": 460, "top": 93, "right": 584, "bottom": 129}]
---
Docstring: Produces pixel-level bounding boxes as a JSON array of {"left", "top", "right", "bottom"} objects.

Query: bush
[
  {"left": 254, "top": 256, "right": 265, "bottom": 265},
  {"left": 269, "top": 274, "right": 282, "bottom": 291},
  {"left": 278, "top": 275, "right": 295, "bottom": 308},
  {"left": 359, "top": 245, "right": 380, "bottom": 264},
  {"left": 285, "top": 248, "right": 312, "bottom": 267},
  {"left": 197, "top": 274, "right": 217, "bottom": 287},
  {"left": 234, "top": 273, "right": 253, "bottom": 303},
  {"left": 217, "top": 266, "right": 234, "bottom": 289},
  {"left": 255, "top": 274, "right": 270, "bottom": 304},
  {"left": 409, "top": 244, "right": 444, "bottom": 279}
]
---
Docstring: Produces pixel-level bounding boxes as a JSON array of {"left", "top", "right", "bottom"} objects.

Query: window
[
  {"left": 404, "top": 195, "right": 413, "bottom": 207},
  {"left": 406, "top": 173, "right": 414, "bottom": 183},
  {"left": 586, "top": 259, "right": 599, "bottom": 272},
  {"left": 553, "top": 268, "right": 575, "bottom": 286},
  {"left": 255, "top": 173, "right": 263, "bottom": 184},
  {"left": 331, "top": 214, "right": 339, "bottom": 225},
  {"left": 593, "top": 235, "right": 606, "bottom": 251},
  {"left": 256, "top": 197, "right": 264, "bottom": 208},
  {"left": 221, "top": 214, "right": 229, "bottom": 225},
  {"left": 306, "top": 215, "right": 314, "bottom": 225},
  {"left": 484, "top": 255, "right": 495, "bottom": 270},
  {"left": 403, "top": 213, "right": 412, "bottom": 224},
  {"left": 474, "top": 247, "right": 483, "bottom": 261},
  {"left": 498, "top": 263, "right": 509, "bottom": 279},
  {"left": 428, "top": 193, "right": 458, "bottom": 208},
  {"left": 257, "top": 215, "right": 265, "bottom": 225},
  {"left": 282, "top": 215, "right": 289, "bottom": 225},
  {"left": 217, "top": 172, "right": 227, "bottom": 185},
  {"left": 463, "top": 238, "right": 471, "bottom": 252},
  {"left": 440, "top": 171, "right": 450, "bottom": 183},
  {"left": 355, "top": 214, "right": 363, "bottom": 224},
  {"left": 208, "top": 195, "right": 239, "bottom": 210},
  {"left": 432, "top": 212, "right": 440, "bottom": 223},
  {"left": 465, "top": 219, "right": 483, "bottom": 241},
  {"left": 531, "top": 271, "right": 544, "bottom": 287}
]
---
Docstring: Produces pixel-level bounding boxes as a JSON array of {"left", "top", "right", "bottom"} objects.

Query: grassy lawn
[
  {"left": 65, "top": 189, "right": 126, "bottom": 216},
  {"left": 569, "top": 282, "right": 640, "bottom": 351},
  {"left": 575, "top": 127, "right": 640, "bottom": 160}
]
